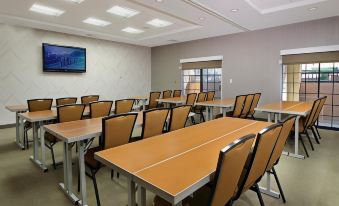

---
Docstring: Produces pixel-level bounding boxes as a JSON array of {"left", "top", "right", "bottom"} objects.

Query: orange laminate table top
[
  {"left": 195, "top": 98, "right": 234, "bottom": 107},
  {"left": 5, "top": 104, "right": 28, "bottom": 112},
  {"left": 156, "top": 97, "right": 186, "bottom": 104},
  {"left": 43, "top": 111, "right": 143, "bottom": 143},
  {"left": 255, "top": 101, "right": 313, "bottom": 116}
]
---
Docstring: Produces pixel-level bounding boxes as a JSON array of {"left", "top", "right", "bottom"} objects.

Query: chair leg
[
  {"left": 254, "top": 183, "right": 265, "bottom": 206},
  {"left": 190, "top": 116, "right": 195, "bottom": 125},
  {"left": 111, "top": 170, "right": 114, "bottom": 179},
  {"left": 305, "top": 131, "right": 314, "bottom": 151},
  {"left": 272, "top": 167, "right": 286, "bottom": 203},
  {"left": 310, "top": 127, "right": 320, "bottom": 144},
  {"left": 314, "top": 126, "right": 322, "bottom": 140},
  {"left": 50, "top": 144, "right": 57, "bottom": 170},
  {"left": 299, "top": 135, "right": 309, "bottom": 157},
  {"left": 78, "top": 167, "right": 80, "bottom": 192},
  {"left": 91, "top": 169, "right": 101, "bottom": 206}
]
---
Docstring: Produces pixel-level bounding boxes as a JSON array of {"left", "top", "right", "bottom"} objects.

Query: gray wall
[{"left": 151, "top": 16, "right": 339, "bottom": 105}]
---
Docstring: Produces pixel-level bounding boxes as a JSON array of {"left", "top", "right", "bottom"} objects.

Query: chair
[
  {"left": 234, "top": 123, "right": 283, "bottom": 206},
  {"left": 89, "top": 101, "right": 113, "bottom": 118},
  {"left": 45, "top": 104, "right": 85, "bottom": 169},
  {"left": 147, "top": 92, "right": 161, "bottom": 109},
  {"left": 293, "top": 98, "right": 321, "bottom": 157},
  {"left": 81, "top": 95, "right": 99, "bottom": 105},
  {"left": 84, "top": 113, "right": 138, "bottom": 206},
  {"left": 266, "top": 115, "right": 296, "bottom": 203},
  {"left": 186, "top": 93, "right": 197, "bottom": 124},
  {"left": 163, "top": 90, "right": 172, "bottom": 99},
  {"left": 115, "top": 99, "right": 135, "bottom": 114},
  {"left": 56, "top": 97, "right": 77, "bottom": 106},
  {"left": 154, "top": 134, "right": 256, "bottom": 206},
  {"left": 173, "top": 90, "right": 181, "bottom": 97},
  {"left": 168, "top": 105, "right": 191, "bottom": 132},
  {"left": 141, "top": 108, "right": 169, "bottom": 139},
  {"left": 240, "top": 94, "right": 255, "bottom": 118},
  {"left": 309, "top": 96, "right": 327, "bottom": 143},
  {"left": 247, "top": 93, "right": 261, "bottom": 119},
  {"left": 226, "top": 95, "right": 246, "bottom": 118},
  {"left": 206, "top": 91, "right": 215, "bottom": 101},
  {"left": 192, "top": 92, "right": 207, "bottom": 123},
  {"left": 24, "top": 99, "right": 53, "bottom": 148}
]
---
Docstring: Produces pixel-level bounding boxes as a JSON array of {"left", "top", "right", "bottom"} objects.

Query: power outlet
[{"left": 229, "top": 79, "right": 233, "bottom": 84}]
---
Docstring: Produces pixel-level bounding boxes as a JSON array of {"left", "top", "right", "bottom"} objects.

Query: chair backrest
[
  {"left": 149, "top": 92, "right": 161, "bottom": 109},
  {"left": 186, "top": 93, "right": 197, "bottom": 106},
  {"left": 142, "top": 108, "right": 169, "bottom": 139},
  {"left": 173, "top": 90, "right": 181, "bottom": 97},
  {"left": 81, "top": 95, "right": 99, "bottom": 105},
  {"left": 57, "top": 104, "right": 85, "bottom": 123},
  {"left": 240, "top": 94, "right": 255, "bottom": 118},
  {"left": 266, "top": 116, "right": 296, "bottom": 171},
  {"left": 90, "top": 101, "right": 113, "bottom": 118},
  {"left": 232, "top": 95, "right": 247, "bottom": 117},
  {"left": 27, "top": 99, "right": 53, "bottom": 112},
  {"left": 237, "top": 123, "right": 283, "bottom": 196},
  {"left": 311, "top": 96, "right": 327, "bottom": 126},
  {"left": 248, "top": 93, "right": 261, "bottom": 116},
  {"left": 56, "top": 97, "right": 77, "bottom": 106},
  {"left": 102, "top": 113, "right": 138, "bottom": 149},
  {"left": 303, "top": 98, "right": 321, "bottom": 130},
  {"left": 207, "top": 91, "right": 215, "bottom": 101},
  {"left": 162, "top": 90, "right": 172, "bottom": 99},
  {"left": 195, "top": 92, "right": 207, "bottom": 111},
  {"left": 209, "top": 134, "right": 256, "bottom": 206},
  {"left": 168, "top": 105, "right": 191, "bottom": 132},
  {"left": 115, "top": 99, "right": 135, "bottom": 114}
]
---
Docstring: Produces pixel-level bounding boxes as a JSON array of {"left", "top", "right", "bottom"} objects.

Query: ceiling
[{"left": 0, "top": 0, "right": 338, "bottom": 47}]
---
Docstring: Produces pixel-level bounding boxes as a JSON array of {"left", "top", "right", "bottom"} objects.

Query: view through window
[
  {"left": 282, "top": 62, "right": 339, "bottom": 129},
  {"left": 182, "top": 68, "right": 222, "bottom": 99}
]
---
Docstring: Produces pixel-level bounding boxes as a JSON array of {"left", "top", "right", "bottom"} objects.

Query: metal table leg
[
  {"left": 128, "top": 179, "right": 137, "bottom": 206},
  {"left": 77, "top": 141, "right": 88, "bottom": 206},
  {"left": 222, "top": 107, "right": 227, "bottom": 117},
  {"left": 138, "top": 186, "right": 146, "bottom": 206},
  {"left": 16, "top": 112, "right": 25, "bottom": 149},
  {"left": 59, "top": 142, "right": 79, "bottom": 204},
  {"left": 260, "top": 172, "right": 280, "bottom": 198},
  {"left": 205, "top": 107, "right": 210, "bottom": 121},
  {"left": 267, "top": 113, "right": 272, "bottom": 122},
  {"left": 29, "top": 121, "right": 48, "bottom": 172},
  {"left": 142, "top": 100, "right": 146, "bottom": 110}
]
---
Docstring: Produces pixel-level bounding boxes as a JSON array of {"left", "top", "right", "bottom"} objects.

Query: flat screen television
[{"left": 42, "top": 43, "right": 86, "bottom": 73}]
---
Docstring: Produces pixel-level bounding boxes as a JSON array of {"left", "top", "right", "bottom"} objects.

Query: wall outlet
[{"left": 229, "top": 79, "right": 233, "bottom": 84}]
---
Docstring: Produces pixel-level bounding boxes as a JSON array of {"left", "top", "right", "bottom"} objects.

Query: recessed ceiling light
[
  {"left": 83, "top": 17, "right": 111, "bottom": 27},
  {"left": 155, "top": 0, "right": 163, "bottom": 2},
  {"left": 29, "top": 4, "right": 64, "bottom": 16},
  {"left": 122, "top": 27, "right": 144, "bottom": 34},
  {"left": 107, "top": 6, "right": 139, "bottom": 18},
  {"left": 67, "top": 0, "right": 84, "bottom": 3},
  {"left": 230, "top": 9, "right": 239, "bottom": 12},
  {"left": 309, "top": 7, "right": 317, "bottom": 11},
  {"left": 147, "top": 18, "right": 173, "bottom": 28}
]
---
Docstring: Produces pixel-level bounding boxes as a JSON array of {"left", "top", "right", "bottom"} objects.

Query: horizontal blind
[
  {"left": 282, "top": 51, "right": 339, "bottom": 64},
  {"left": 181, "top": 60, "right": 222, "bottom": 70}
]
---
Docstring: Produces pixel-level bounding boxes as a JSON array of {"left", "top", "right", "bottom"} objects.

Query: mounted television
[{"left": 42, "top": 43, "right": 86, "bottom": 73}]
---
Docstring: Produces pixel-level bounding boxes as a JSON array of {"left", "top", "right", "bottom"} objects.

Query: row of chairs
[
  {"left": 227, "top": 93, "right": 261, "bottom": 119},
  {"left": 84, "top": 105, "right": 193, "bottom": 205},
  {"left": 154, "top": 115, "right": 297, "bottom": 206}
]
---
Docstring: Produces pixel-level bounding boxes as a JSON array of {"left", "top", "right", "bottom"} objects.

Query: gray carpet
[{"left": 0, "top": 126, "right": 338, "bottom": 206}]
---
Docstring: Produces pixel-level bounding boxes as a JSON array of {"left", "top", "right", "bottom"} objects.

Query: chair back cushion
[
  {"left": 248, "top": 93, "right": 261, "bottom": 116},
  {"left": 240, "top": 94, "right": 255, "bottom": 118},
  {"left": 81, "top": 95, "right": 99, "bottom": 105},
  {"left": 28, "top": 99, "right": 53, "bottom": 112},
  {"left": 186, "top": 93, "right": 197, "bottom": 106},
  {"left": 56, "top": 97, "right": 77, "bottom": 106},
  {"left": 232, "top": 95, "right": 246, "bottom": 117},
  {"left": 57, "top": 104, "right": 85, "bottom": 123},
  {"left": 90, "top": 101, "right": 113, "bottom": 118},
  {"left": 207, "top": 91, "right": 215, "bottom": 101},
  {"left": 173, "top": 90, "right": 181, "bottom": 97},
  {"left": 168, "top": 105, "right": 191, "bottom": 132},
  {"left": 149, "top": 92, "right": 161, "bottom": 109},
  {"left": 142, "top": 108, "right": 169, "bottom": 139},
  {"left": 115, "top": 99, "right": 134, "bottom": 114},
  {"left": 163, "top": 90, "right": 172, "bottom": 99}
]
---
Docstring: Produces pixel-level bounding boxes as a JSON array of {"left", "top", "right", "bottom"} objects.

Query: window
[
  {"left": 282, "top": 62, "right": 339, "bottom": 129},
  {"left": 182, "top": 68, "right": 222, "bottom": 99}
]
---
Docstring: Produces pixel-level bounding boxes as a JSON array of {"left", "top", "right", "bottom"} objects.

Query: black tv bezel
[{"left": 42, "top": 43, "right": 87, "bottom": 73}]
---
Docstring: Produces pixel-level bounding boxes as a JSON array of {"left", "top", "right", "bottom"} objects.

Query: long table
[
  {"left": 43, "top": 112, "right": 143, "bottom": 206},
  {"left": 5, "top": 104, "right": 28, "bottom": 149},
  {"left": 195, "top": 98, "right": 234, "bottom": 121},
  {"left": 157, "top": 97, "right": 186, "bottom": 107},
  {"left": 255, "top": 101, "right": 313, "bottom": 159},
  {"left": 95, "top": 117, "right": 272, "bottom": 206}
]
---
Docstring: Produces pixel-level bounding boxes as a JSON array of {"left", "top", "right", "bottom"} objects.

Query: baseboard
[{"left": 0, "top": 123, "right": 16, "bottom": 129}]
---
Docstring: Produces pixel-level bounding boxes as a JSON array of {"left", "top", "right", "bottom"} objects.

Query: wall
[
  {"left": 0, "top": 24, "right": 151, "bottom": 125},
  {"left": 151, "top": 16, "right": 339, "bottom": 106}
]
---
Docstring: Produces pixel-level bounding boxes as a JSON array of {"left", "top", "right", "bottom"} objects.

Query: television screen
[{"left": 43, "top": 43, "right": 86, "bottom": 73}]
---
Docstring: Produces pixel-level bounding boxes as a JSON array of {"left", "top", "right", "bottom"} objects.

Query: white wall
[{"left": 0, "top": 24, "right": 151, "bottom": 125}]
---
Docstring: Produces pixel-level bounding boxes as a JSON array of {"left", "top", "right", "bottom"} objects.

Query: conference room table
[
  {"left": 131, "top": 96, "right": 148, "bottom": 110},
  {"left": 95, "top": 117, "right": 273, "bottom": 206},
  {"left": 195, "top": 98, "right": 234, "bottom": 121},
  {"left": 5, "top": 104, "right": 28, "bottom": 149},
  {"left": 43, "top": 111, "right": 143, "bottom": 206},
  {"left": 156, "top": 97, "right": 186, "bottom": 107},
  {"left": 255, "top": 101, "right": 313, "bottom": 159}
]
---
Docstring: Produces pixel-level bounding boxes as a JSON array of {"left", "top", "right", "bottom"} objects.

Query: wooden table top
[
  {"left": 5, "top": 104, "right": 28, "bottom": 112},
  {"left": 131, "top": 96, "right": 148, "bottom": 100},
  {"left": 43, "top": 111, "right": 143, "bottom": 143},
  {"left": 156, "top": 97, "right": 186, "bottom": 104},
  {"left": 195, "top": 98, "right": 234, "bottom": 107},
  {"left": 95, "top": 117, "right": 271, "bottom": 203},
  {"left": 255, "top": 101, "right": 313, "bottom": 116}
]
